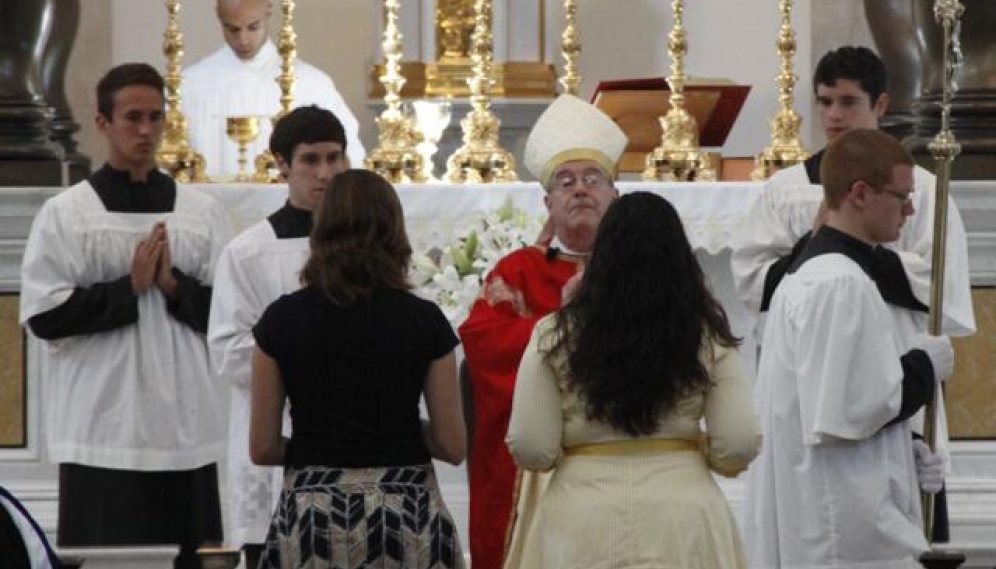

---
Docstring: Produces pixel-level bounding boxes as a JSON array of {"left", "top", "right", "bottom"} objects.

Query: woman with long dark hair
[
  {"left": 249, "top": 169, "right": 466, "bottom": 569},
  {"left": 505, "top": 191, "right": 761, "bottom": 569}
]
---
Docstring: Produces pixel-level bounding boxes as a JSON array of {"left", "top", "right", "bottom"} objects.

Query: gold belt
[{"left": 564, "top": 438, "right": 699, "bottom": 457}]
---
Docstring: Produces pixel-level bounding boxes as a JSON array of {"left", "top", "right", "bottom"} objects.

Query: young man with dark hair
[
  {"left": 744, "top": 129, "right": 954, "bottom": 568},
  {"left": 20, "top": 62, "right": 231, "bottom": 569},
  {"left": 207, "top": 104, "right": 349, "bottom": 567},
  {"left": 731, "top": 47, "right": 975, "bottom": 540}
]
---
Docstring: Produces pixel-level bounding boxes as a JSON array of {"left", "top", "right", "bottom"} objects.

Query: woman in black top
[{"left": 250, "top": 169, "right": 467, "bottom": 569}]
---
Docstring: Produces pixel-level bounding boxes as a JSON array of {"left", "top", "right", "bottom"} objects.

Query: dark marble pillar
[
  {"left": 0, "top": 0, "right": 65, "bottom": 186},
  {"left": 906, "top": 0, "right": 996, "bottom": 180},
  {"left": 39, "top": 0, "right": 89, "bottom": 182},
  {"left": 863, "top": 0, "right": 924, "bottom": 141}
]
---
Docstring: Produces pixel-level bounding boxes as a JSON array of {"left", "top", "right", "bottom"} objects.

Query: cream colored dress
[{"left": 505, "top": 315, "right": 761, "bottom": 569}]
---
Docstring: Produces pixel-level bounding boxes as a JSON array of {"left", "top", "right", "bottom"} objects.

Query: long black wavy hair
[{"left": 546, "top": 191, "right": 739, "bottom": 436}]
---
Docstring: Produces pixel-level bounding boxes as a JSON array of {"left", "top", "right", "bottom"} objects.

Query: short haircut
[
  {"left": 96, "top": 63, "right": 165, "bottom": 119},
  {"left": 813, "top": 46, "right": 887, "bottom": 103},
  {"left": 820, "top": 129, "right": 913, "bottom": 209},
  {"left": 269, "top": 105, "right": 347, "bottom": 163}
]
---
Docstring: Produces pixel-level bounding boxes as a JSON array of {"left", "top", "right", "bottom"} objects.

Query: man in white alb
[
  {"left": 744, "top": 129, "right": 953, "bottom": 568},
  {"left": 730, "top": 46, "right": 975, "bottom": 540},
  {"left": 182, "top": 0, "right": 364, "bottom": 179},
  {"left": 20, "top": 63, "right": 230, "bottom": 569},
  {"left": 207, "top": 105, "right": 350, "bottom": 567}
]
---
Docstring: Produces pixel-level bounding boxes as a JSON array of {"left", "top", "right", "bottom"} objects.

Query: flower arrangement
[{"left": 412, "top": 197, "right": 544, "bottom": 325}]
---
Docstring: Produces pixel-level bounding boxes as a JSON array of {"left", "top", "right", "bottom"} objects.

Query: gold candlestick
[
  {"left": 365, "top": 0, "right": 426, "bottom": 183},
  {"left": 226, "top": 116, "right": 261, "bottom": 182},
  {"left": 751, "top": 0, "right": 809, "bottom": 180},
  {"left": 921, "top": 0, "right": 964, "bottom": 545},
  {"left": 560, "top": 0, "right": 581, "bottom": 96},
  {"left": 643, "top": 0, "right": 715, "bottom": 182},
  {"left": 445, "top": 0, "right": 518, "bottom": 183},
  {"left": 156, "top": 0, "right": 209, "bottom": 182},
  {"left": 252, "top": 0, "right": 298, "bottom": 183}
]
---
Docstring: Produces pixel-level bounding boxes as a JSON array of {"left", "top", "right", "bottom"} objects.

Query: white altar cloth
[{"left": 195, "top": 181, "right": 763, "bottom": 255}]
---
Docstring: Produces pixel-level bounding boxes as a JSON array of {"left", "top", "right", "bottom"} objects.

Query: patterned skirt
[{"left": 259, "top": 464, "right": 465, "bottom": 569}]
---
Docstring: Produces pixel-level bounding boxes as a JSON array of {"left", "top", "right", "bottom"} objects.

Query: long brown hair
[{"left": 300, "top": 169, "right": 412, "bottom": 304}]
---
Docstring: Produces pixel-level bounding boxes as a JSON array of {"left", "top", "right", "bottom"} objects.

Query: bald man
[{"left": 182, "top": 0, "right": 364, "bottom": 180}]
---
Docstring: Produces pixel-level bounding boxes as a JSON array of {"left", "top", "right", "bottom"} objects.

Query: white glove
[
  {"left": 913, "top": 439, "right": 946, "bottom": 494},
  {"left": 914, "top": 334, "right": 954, "bottom": 382}
]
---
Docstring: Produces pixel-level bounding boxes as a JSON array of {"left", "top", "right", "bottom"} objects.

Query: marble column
[
  {"left": 0, "top": 0, "right": 64, "bottom": 186},
  {"left": 906, "top": 0, "right": 996, "bottom": 180},
  {"left": 863, "top": 0, "right": 922, "bottom": 141},
  {"left": 39, "top": 0, "right": 90, "bottom": 183}
]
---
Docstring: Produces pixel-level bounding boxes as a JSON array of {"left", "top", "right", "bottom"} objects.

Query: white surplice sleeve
[
  {"left": 19, "top": 196, "right": 83, "bottom": 321},
  {"left": 208, "top": 242, "right": 264, "bottom": 387},
  {"left": 788, "top": 262, "right": 905, "bottom": 444},
  {"left": 507, "top": 316, "right": 564, "bottom": 471},
  {"left": 730, "top": 177, "right": 820, "bottom": 313}
]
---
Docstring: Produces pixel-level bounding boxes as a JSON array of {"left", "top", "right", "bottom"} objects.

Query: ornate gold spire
[
  {"left": 156, "top": 0, "right": 208, "bottom": 182},
  {"left": 560, "top": 0, "right": 581, "bottom": 96},
  {"left": 253, "top": 0, "right": 298, "bottom": 183},
  {"left": 365, "top": 0, "right": 426, "bottom": 183},
  {"left": 751, "top": 0, "right": 809, "bottom": 180},
  {"left": 445, "top": 0, "right": 518, "bottom": 183},
  {"left": 642, "top": 0, "right": 715, "bottom": 182}
]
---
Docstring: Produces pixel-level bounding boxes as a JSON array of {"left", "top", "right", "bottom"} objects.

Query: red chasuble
[{"left": 458, "top": 246, "right": 582, "bottom": 569}]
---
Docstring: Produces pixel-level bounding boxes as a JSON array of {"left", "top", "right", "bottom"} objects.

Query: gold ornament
[
  {"left": 365, "top": 0, "right": 426, "bottom": 183},
  {"left": 225, "top": 116, "right": 261, "bottom": 182},
  {"left": 642, "top": 0, "right": 715, "bottom": 182},
  {"left": 156, "top": 0, "right": 209, "bottom": 182},
  {"left": 445, "top": 0, "right": 518, "bottom": 183},
  {"left": 751, "top": 0, "right": 809, "bottom": 180},
  {"left": 560, "top": 0, "right": 581, "bottom": 96},
  {"left": 252, "top": 0, "right": 298, "bottom": 183}
]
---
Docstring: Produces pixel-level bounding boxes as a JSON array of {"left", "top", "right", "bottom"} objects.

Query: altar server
[
  {"left": 207, "top": 104, "right": 349, "bottom": 565},
  {"left": 458, "top": 94, "right": 627, "bottom": 569},
  {"left": 182, "top": 0, "right": 364, "bottom": 179},
  {"left": 744, "top": 129, "right": 954, "bottom": 568},
  {"left": 730, "top": 47, "right": 974, "bottom": 539},
  {"left": 19, "top": 63, "right": 230, "bottom": 569}
]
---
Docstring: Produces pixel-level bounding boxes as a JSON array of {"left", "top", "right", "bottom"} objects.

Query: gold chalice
[{"left": 225, "top": 116, "right": 260, "bottom": 182}]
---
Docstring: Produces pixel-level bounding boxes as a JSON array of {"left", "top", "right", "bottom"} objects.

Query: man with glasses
[
  {"left": 458, "top": 94, "right": 627, "bottom": 569},
  {"left": 731, "top": 46, "right": 975, "bottom": 539},
  {"left": 744, "top": 128, "right": 954, "bottom": 568}
]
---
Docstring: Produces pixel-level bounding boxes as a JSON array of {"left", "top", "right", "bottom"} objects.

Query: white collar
[
  {"left": 551, "top": 236, "right": 586, "bottom": 257},
  {"left": 223, "top": 40, "right": 277, "bottom": 71}
]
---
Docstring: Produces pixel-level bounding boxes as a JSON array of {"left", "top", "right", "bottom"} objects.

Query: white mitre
[{"left": 523, "top": 94, "right": 628, "bottom": 187}]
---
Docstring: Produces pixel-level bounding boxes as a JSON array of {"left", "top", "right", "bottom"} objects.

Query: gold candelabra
[
  {"left": 365, "top": 0, "right": 426, "bottom": 183},
  {"left": 643, "top": 0, "right": 714, "bottom": 182},
  {"left": 921, "top": 0, "right": 964, "bottom": 546},
  {"left": 252, "top": 0, "right": 298, "bottom": 183},
  {"left": 751, "top": 0, "right": 809, "bottom": 180},
  {"left": 445, "top": 0, "right": 518, "bottom": 183},
  {"left": 560, "top": 0, "right": 581, "bottom": 96},
  {"left": 156, "top": 0, "right": 208, "bottom": 182}
]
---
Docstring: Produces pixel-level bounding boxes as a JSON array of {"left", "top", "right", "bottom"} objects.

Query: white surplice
[
  {"left": 19, "top": 182, "right": 230, "bottom": 471},
  {"left": 207, "top": 219, "right": 309, "bottom": 547},
  {"left": 744, "top": 252, "right": 928, "bottom": 569},
  {"left": 730, "top": 162, "right": 975, "bottom": 455},
  {"left": 182, "top": 41, "right": 365, "bottom": 179}
]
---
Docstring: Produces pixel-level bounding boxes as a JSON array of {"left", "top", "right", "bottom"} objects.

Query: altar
[{"left": 1, "top": 180, "right": 995, "bottom": 566}]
